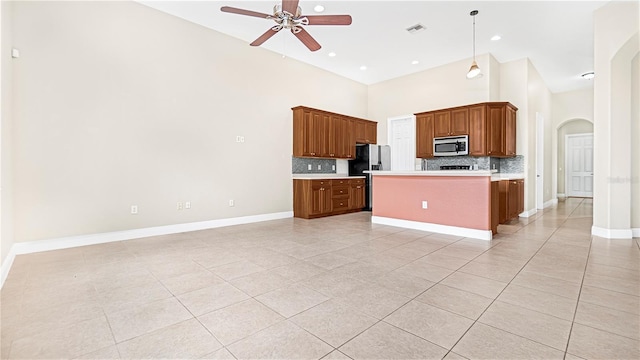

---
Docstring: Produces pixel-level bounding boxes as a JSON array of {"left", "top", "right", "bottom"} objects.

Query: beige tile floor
[{"left": 1, "top": 198, "right": 639, "bottom": 359}]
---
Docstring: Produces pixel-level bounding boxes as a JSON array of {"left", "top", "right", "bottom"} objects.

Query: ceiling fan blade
[
  {"left": 282, "top": 0, "right": 300, "bottom": 15},
  {"left": 292, "top": 28, "right": 321, "bottom": 52},
  {"left": 250, "top": 28, "right": 281, "bottom": 47},
  {"left": 305, "top": 15, "right": 352, "bottom": 26},
  {"left": 220, "top": 6, "right": 272, "bottom": 19}
]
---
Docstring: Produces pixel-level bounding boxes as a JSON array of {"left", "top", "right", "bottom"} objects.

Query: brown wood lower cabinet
[
  {"left": 498, "top": 179, "right": 525, "bottom": 223},
  {"left": 293, "top": 178, "right": 365, "bottom": 219},
  {"left": 491, "top": 181, "right": 499, "bottom": 234}
]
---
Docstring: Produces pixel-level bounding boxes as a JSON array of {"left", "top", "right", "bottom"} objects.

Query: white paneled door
[
  {"left": 388, "top": 115, "right": 416, "bottom": 171},
  {"left": 566, "top": 133, "right": 594, "bottom": 197}
]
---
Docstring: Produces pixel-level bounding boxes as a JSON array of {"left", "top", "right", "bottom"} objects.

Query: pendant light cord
[{"left": 472, "top": 12, "right": 476, "bottom": 61}]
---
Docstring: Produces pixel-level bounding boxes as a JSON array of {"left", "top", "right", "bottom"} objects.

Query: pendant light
[{"left": 467, "top": 10, "right": 481, "bottom": 79}]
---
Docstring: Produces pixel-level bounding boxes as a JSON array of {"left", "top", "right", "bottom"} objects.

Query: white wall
[
  {"left": 593, "top": 0, "right": 639, "bottom": 238},
  {"left": 368, "top": 54, "right": 493, "bottom": 145},
  {"left": 8, "top": 1, "right": 368, "bottom": 245},
  {"left": 1, "top": 1, "right": 14, "bottom": 268}
]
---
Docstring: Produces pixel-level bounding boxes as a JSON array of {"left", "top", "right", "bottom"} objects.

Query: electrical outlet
[
  {"left": 185, "top": 201, "right": 191, "bottom": 209},
  {"left": 229, "top": 199, "right": 234, "bottom": 207},
  {"left": 422, "top": 201, "right": 428, "bottom": 209},
  {"left": 177, "top": 202, "right": 183, "bottom": 210},
  {"left": 308, "top": 164, "right": 312, "bottom": 170},
  {"left": 130, "top": 205, "right": 138, "bottom": 214},
  {"left": 332, "top": 165, "right": 336, "bottom": 171},
  {"left": 317, "top": 164, "right": 322, "bottom": 170},
  {"left": 235, "top": 136, "right": 241, "bottom": 143},
  {"left": 240, "top": 136, "right": 245, "bottom": 142}
]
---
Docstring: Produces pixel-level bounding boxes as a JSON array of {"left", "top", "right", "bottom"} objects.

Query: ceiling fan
[{"left": 220, "top": 0, "right": 352, "bottom": 51}]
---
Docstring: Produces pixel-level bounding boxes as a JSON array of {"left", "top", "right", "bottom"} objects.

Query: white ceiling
[{"left": 139, "top": 0, "right": 607, "bottom": 93}]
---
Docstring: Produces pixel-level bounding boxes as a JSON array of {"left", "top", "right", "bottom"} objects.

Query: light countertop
[
  {"left": 292, "top": 174, "right": 366, "bottom": 180},
  {"left": 491, "top": 173, "right": 525, "bottom": 181},
  {"left": 365, "top": 170, "right": 494, "bottom": 177}
]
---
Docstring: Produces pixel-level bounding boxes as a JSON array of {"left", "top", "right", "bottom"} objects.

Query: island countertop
[{"left": 366, "top": 170, "right": 494, "bottom": 177}]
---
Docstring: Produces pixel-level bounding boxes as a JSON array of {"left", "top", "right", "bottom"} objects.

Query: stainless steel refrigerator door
[{"left": 380, "top": 145, "right": 391, "bottom": 170}]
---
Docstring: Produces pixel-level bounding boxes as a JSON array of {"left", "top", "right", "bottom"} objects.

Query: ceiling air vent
[{"left": 406, "top": 23, "right": 426, "bottom": 34}]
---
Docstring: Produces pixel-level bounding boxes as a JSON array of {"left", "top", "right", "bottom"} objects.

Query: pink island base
[{"left": 371, "top": 175, "right": 493, "bottom": 240}]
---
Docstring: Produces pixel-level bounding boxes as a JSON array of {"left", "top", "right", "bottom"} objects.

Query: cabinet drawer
[
  {"left": 332, "top": 198, "right": 349, "bottom": 210},
  {"left": 332, "top": 179, "right": 351, "bottom": 186},
  {"left": 350, "top": 178, "right": 365, "bottom": 186},
  {"left": 311, "top": 179, "right": 332, "bottom": 187},
  {"left": 332, "top": 185, "right": 350, "bottom": 198}
]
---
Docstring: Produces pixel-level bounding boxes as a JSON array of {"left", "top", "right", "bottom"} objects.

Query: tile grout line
[{"left": 438, "top": 198, "right": 587, "bottom": 357}]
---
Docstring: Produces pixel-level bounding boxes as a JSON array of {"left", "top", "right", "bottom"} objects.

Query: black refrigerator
[{"left": 348, "top": 144, "right": 391, "bottom": 211}]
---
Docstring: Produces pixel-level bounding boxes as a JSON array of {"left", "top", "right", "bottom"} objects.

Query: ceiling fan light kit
[
  {"left": 220, "top": 0, "right": 352, "bottom": 52},
  {"left": 467, "top": 10, "right": 482, "bottom": 79}
]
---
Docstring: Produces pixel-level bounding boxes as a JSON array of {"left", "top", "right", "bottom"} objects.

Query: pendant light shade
[
  {"left": 467, "top": 61, "right": 481, "bottom": 79},
  {"left": 467, "top": 10, "right": 481, "bottom": 79}
]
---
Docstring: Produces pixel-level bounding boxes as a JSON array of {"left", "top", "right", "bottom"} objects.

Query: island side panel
[{"left": 372, "top": 176, "right": 491, "bottom": 231}]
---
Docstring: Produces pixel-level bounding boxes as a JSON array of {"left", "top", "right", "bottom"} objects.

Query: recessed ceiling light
[
  {"left": 411, "top": 60, "right": 419, "bottom": 65},
  {"left": 328, "top": 52, "right": 336, "bottom": 57},
  {"left": 491, "top": 35, "right": 502, "bottom": 41},
  {"left": 360, "top": 66, "right": 367, "bottom": 71},
  {"left": 581, "top": 71, "right": 595, "bottom": 80},
  {"left": 314, "top": 5, "right": 325, "bottom": 13}
]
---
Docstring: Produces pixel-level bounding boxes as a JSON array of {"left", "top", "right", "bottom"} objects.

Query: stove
[{"left": 440, "top": 165, "right": 472, "bottom": 170}]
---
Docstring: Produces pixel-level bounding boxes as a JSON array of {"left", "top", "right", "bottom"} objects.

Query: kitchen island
[{"left": 367, "top": 170, "right": 498, "bottom": 240}]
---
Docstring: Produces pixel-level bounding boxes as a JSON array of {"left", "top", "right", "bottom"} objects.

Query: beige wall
[
  {"left": 631, "top": 53, "right": 639, "bottom": 230},
  {"left": 557, "top": 120, "right": 594, "bottom": 195},
  {"left": 593, "top": 0, "right": 639, "bottom": 237},
  {"left": 368, "top": 53, "right": 493, "bottom": 145},
  {"left": 551, "top": 88, "right": 594, "bottom": 199},
  {"left": 526, "top": 60, "right": 553, "bottom": 206},
  {"left": 1, "top": 1, "right": 14, "bottom": 267},
  {"left": 9, "top": 1, "right": 367, "bottom": 244}
]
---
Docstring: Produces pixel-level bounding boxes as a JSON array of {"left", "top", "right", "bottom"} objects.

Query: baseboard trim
[
  {"left": 1, "top": 211, "right": 293, "bottom": 288},
  {"left": 591, "top": 226, "right": 634, "bottom": 239},
  {"left": 371, "top": 216, "right": 492, "bottom": 241},
  {"left": 633, "top": 228, "right": 640, "bottom": 238},
  {"left": 543, "top": 199, "right": 558, "bottom": 209},
  {"left": 519, "top": 208, "right": 538, "bottom": 218},
  {"left": 0, "top": 246, "right": 18, "bottom": 290},
  {"left": 557, "top": 193, "right": 566, "bottom": 199}
]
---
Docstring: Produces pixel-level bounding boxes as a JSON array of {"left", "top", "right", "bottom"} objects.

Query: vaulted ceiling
[{"left": 139, "top": 1, "right": 607, "bottom": 93}]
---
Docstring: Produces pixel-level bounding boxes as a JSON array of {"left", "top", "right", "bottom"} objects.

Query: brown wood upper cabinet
[
  {"left": 433, "top": 108, "right": 469, "bottom": 137},
  {"left": 293, "top": 106, "right": 376, "bottom": 159},
  {"left": 416, "top": 114, "right": 434, "bottom": 158},
  {"left": 416, "top": 102, "right": 517, "bottom": 158}
]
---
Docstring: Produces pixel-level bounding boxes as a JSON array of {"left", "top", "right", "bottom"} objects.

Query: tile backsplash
[
  {"left": 292, "top": 157, "right": 337, "bottom": 174},
  {"left": 424, "top": 155, "right": 523, "bottom": 173}
]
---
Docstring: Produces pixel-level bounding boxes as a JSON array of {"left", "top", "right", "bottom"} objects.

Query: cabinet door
[
  {"left": 346, "top": 118, "right": 356, "bottom": 158},
  {"left": 351, "top": 183, "right": 365, "bottom": 209},
  {"left": 517, "top": 179, "right": 525, "bottom": 215},
  {"left": 416, "top": 114, "right": 434, "bottom": 158},
  {"left": 433, "top": 111, "right": 451, "bottom": 137},
  {"left": 355, "top": 120, "right": 367, "bottom": 143},
  {"left": 468, "top": 105, "right": 486, "bottom": 156},
  {"left": 487, "top": 105, "right": 505, "bottom": 156},
  {"left": 450, "top": 108, "right": 469, "bottom": 135},
  {"left": 498, "top": 180, "right": 509, "bottom": 223},
  {"left": 327, "top": 115, "right": 340, "bottom": 158},
  {"left": 505, "top": 106, "right": 517, "bottom": 157},
  {"left": 365, "top": 121, "right": 377, "bottom": 144},
  {"left": 508, "top": 180, "right": 519, "bottom": 220}
]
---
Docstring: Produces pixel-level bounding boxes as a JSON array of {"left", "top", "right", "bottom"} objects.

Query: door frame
[
  {"left": 387, "top": 115, "right": 416, "bottom": 171},
  {"left": 565, "top": 132, "right": 594, "bottom": 198}
]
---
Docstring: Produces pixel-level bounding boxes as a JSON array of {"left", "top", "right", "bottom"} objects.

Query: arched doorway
[{"left": 555, "top": 118, "right": 593, "bottom": 199}]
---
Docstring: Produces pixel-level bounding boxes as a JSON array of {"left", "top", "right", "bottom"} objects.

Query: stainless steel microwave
[{"left": 433, "top": 135, "right": 469, "bottom": 156}]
